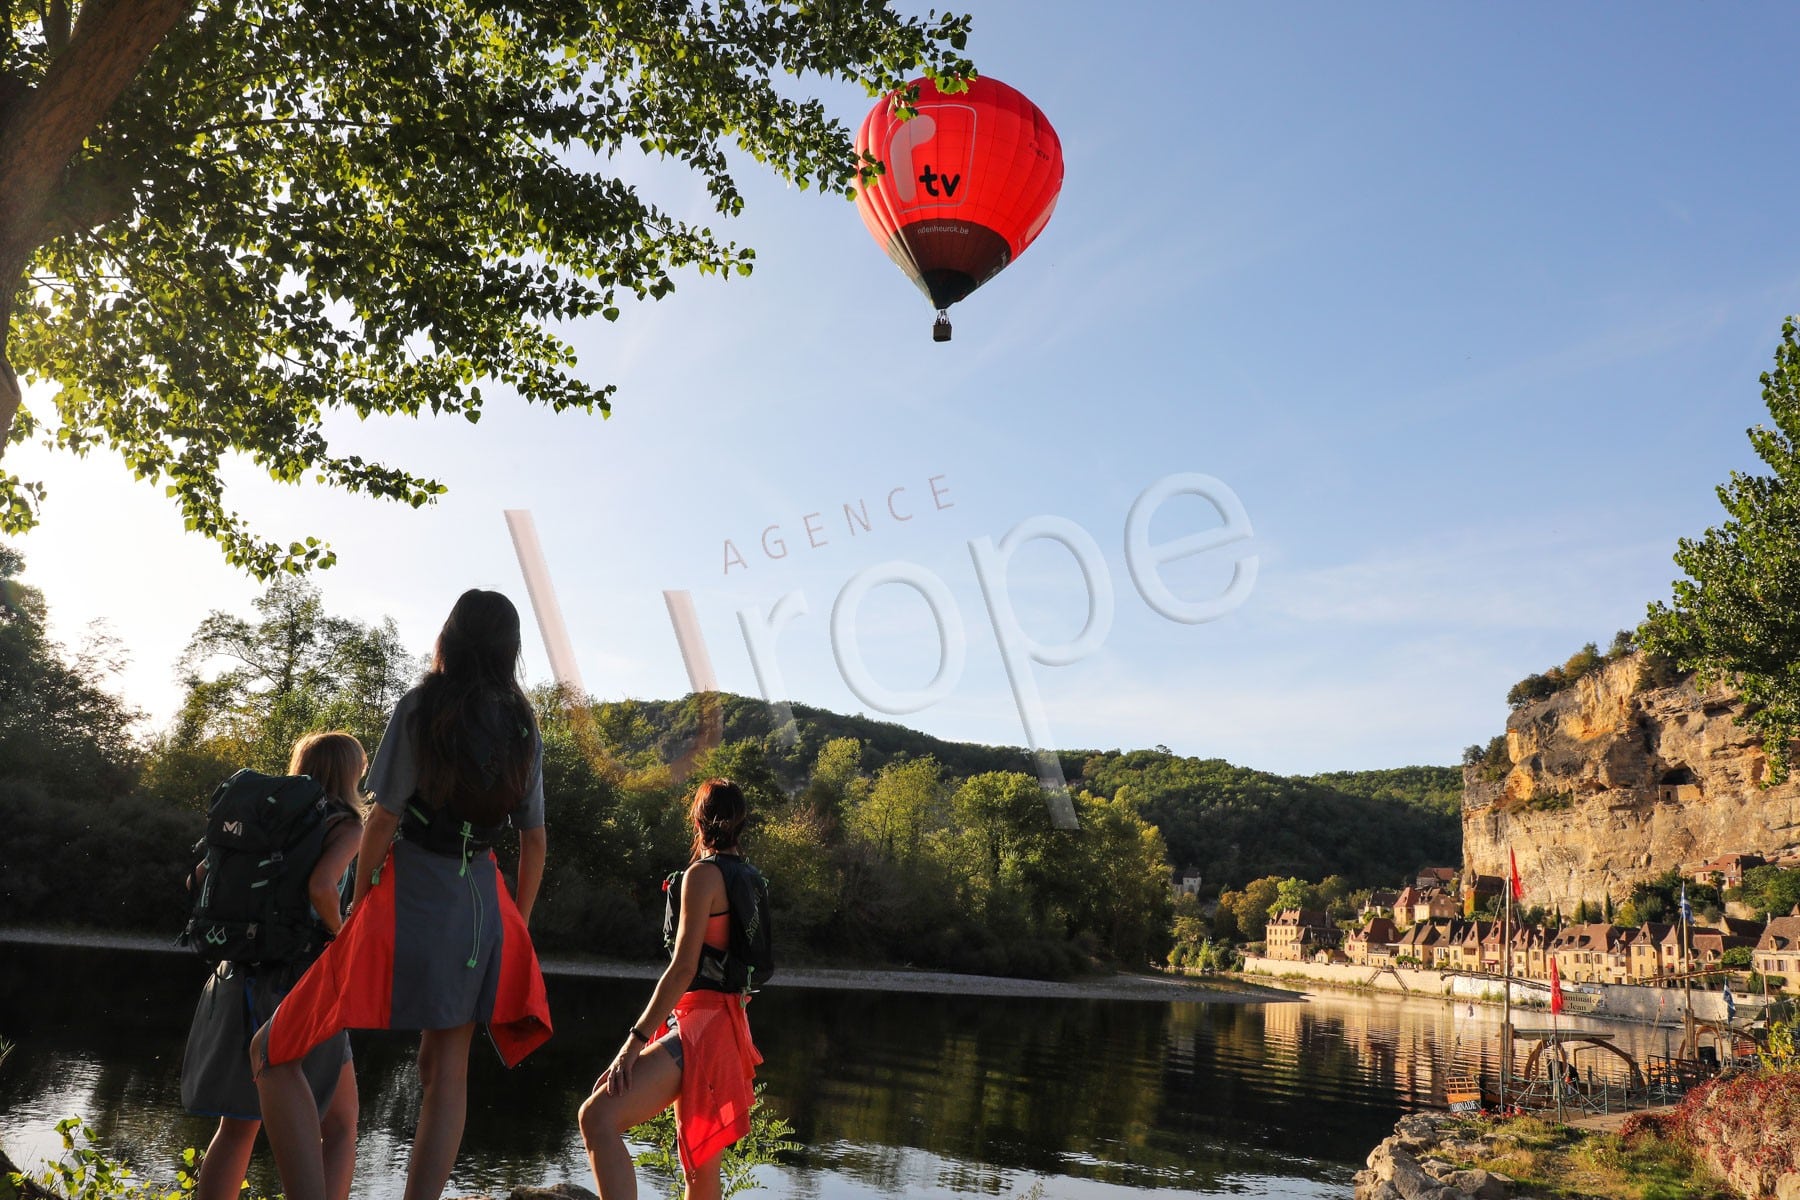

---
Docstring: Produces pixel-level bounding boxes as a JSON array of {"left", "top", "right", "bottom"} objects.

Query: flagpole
[
  {"left": 1502, "top": 873, "right": 1513, "bottom": 1112},
  {"left": 1681, "top": 883, "right": 1695, "bottom": 1062},
  {"left": 1550, "top": 956, "right": 1565, "bottom": 1125},
  {"left": 1503, "top": 847, "right": 1524, "bottom": 1114}
]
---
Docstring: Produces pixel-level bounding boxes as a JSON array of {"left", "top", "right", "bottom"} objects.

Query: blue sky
[{"left": 13, "top": 3, "right": 1800, "bottom": 775}]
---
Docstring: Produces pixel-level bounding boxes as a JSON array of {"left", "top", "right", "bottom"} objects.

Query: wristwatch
[{"left": 628, "top": 1026, "right": 651, "bottom": 1044}]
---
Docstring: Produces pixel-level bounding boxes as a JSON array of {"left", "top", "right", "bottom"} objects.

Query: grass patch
[{"left": 1444, "top": 1116, "right": 1729, "bottom": 1200}]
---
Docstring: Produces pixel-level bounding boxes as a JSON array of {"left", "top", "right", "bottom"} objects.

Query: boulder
[{"left": 1446, "top": 1168, "right": 1508, "bottom": 1200}]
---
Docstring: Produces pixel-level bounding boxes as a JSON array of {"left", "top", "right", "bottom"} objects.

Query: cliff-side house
[
  {"left": 1753, "top": 908, "right": 1800, "bottom": 991},
  {"left": 1688, "top": 853, "right": 1765, "bottom": 889}
]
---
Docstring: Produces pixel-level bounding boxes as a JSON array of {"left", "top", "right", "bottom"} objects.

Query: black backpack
[
  {"left": 662, "top": 855, "right": 775, "bottom": 994},
  {"left": 180, "top": 769, "right": 341, "bottom": 966}
]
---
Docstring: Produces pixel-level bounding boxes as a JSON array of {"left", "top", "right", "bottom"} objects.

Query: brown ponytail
[{"left": 689, "top": 778, "right": 747, "bottom": 861}]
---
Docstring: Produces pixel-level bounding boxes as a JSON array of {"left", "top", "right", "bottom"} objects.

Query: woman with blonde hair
[
  {"left": 578, "top": 778, "right": 767, "bottom": 1200},
  {"left": 180, "top": 731, "right": 366, "bottom": 1200}
]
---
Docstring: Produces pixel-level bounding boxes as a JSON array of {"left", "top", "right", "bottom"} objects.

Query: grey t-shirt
[{"left": 368, "top": 686, "right": 545, "bottom": 830}]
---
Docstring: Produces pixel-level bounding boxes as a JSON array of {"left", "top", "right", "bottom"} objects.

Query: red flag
[
  {"left": 1549, "top": 957, "right": 1564, "bottom": 1015},
  {"left": 1510, "top": 848, "right": 1524, "bottom": 901}
]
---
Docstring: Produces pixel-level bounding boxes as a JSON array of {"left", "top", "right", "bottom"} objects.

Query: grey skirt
[{"left": 180, "top": 960, "right": 350, "bottom": 1121}]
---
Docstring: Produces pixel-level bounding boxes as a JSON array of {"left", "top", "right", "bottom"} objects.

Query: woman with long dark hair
[
  {"left": 578, "top": 778, "right": 766, "bottom": 1200},
  {"left": 253, "top": 589, "right": 553, "bottom": 1200}
]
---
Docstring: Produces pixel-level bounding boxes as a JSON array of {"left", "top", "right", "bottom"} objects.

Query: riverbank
[
  {"left": 1237, "top": 954, "right": 1745, "bottom": 1027},
  {"left": 1354, "top": 1109, "right": 1730, "bottom": 1200},
  {"left": 0, "top": 927, "right": 1295, "bottom": 1005}
]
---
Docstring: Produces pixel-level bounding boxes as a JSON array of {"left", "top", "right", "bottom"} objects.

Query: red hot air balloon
[{"left": 854, "top": 76, "right": 1063, "bottom": 341}]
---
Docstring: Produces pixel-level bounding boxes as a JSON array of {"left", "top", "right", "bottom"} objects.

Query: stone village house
[
  {"left": 1754, "top": 908, "right": 1800, "bottom": 988},
  {"left": 1265, "top": 910, "right": 1341, "bottom": 962},
  {"left": 1345, "top": 917, "right": 1399, "bottom": 965}
]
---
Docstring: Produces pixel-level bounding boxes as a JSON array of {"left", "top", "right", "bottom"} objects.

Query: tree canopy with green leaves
[
  {"left": 1644, "top": 318, "right": 1800, "bottom": 781},
  {"left": 0, "top": 0, "right": 972, "bottom": 575},
  {"left": 1735, "top": 865, "right": 1800, "bottom": 920}
]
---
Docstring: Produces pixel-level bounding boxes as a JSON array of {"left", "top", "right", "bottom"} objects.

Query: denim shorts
[{"left": 653, "top": 1018, "right": 683, "bottom": 1070}]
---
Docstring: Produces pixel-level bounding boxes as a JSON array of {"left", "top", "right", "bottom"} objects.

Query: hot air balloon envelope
[{"left": 855, "top": 76, "right": 1063, "bottom": 313}]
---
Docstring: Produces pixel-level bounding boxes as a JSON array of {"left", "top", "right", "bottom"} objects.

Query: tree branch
[
  {"left": 0, "top": 0, "right": 196, "bottom": 454},
  {"left": 46, "top": 0, "right": 69, "bottom": 54}
]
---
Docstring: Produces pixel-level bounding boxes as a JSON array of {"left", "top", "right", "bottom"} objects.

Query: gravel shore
[{"left": 1, "top": 927, "right": 1295, "bottom": 1005}]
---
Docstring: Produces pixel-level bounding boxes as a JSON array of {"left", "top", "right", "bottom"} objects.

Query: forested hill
[
  {"left": 1302, "top": 766, "right": 1464, "bottom": 818},
  {"left": 1071, "top": 754, "right": 1460, "bottom": 890},
  {"left": 591, "top": 693, "right": 1463, "bottom": 891},
  {"left": 586, "top": 691, "right": 1037, "bottom": 786}
]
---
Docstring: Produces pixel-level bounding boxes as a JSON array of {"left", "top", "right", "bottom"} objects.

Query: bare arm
[
  {"left": 351, "top": 804, "right": 401, "bottom": 909},
  {"left": 598, "top": 861, "right": 721, "bottom": 1094},
  {"left": 514, "top": 825, "right": 546, "bottom": 927},
  {"left": 307, "top": 819, "right": 362, "bottom": 934}
]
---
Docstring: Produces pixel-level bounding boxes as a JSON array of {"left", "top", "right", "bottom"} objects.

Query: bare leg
[
  {"left": 251, "top": 1022, "right": 326, "bottom": 1200},
  {"left": 193, "top": 1117, "right": 259, "bottom": 1200},
  {"left": 678, "top": 1143, "right": 724, "bottom": 1200},
  {"left": 578, "top": 1044, "right": 683, "bottom": 1200},
  {"left": 319, "top": 1058, "right": 360, "bottom": 1200},
  {"left": 404, "top": 1023, "right": 475, "bottom": 1200}
]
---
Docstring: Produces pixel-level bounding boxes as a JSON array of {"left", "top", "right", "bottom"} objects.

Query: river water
[{"left": 0, "top": 943, "right": 1680, "bottom": 1199}]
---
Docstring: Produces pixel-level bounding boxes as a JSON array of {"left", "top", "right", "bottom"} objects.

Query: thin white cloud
[{"left": 1256, "top": 528, "right": 1673, "bottom": 631}]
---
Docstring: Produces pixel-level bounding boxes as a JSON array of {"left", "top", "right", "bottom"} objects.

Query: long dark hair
[
  {"left": 412, "top": 589, "right": 537, "bottom": 824},
  {"left": 689, "top": 778, "right": 747, "bottom": 862}
]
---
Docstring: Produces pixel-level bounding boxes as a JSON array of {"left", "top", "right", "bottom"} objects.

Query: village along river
[{"left": 0, "top": 942, "right": 1680, "bottom": 1199}]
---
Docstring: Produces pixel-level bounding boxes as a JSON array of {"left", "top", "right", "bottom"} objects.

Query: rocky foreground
[
  {"left": 1354, "top": 1112, "right": 1513, "bottom": 1200},
  {"left": 1356, "top": 1070, "right": 1800, "bottom": 1200}
]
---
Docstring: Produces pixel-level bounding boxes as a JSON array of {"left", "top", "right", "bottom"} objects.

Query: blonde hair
[{"left": 288, "top": 731, "right": 368, "bottom": 809}]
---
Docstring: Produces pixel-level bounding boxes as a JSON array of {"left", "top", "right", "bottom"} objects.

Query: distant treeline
[{"left": 0, "top": 555, "right": 1461, "bottom": 978}]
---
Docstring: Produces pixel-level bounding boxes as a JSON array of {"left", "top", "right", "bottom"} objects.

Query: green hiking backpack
[
  {"left": 662, "top": 854, "right": 775, "bottom": 994},
  {"left": 180, "top": 769, "right": 340, "bottom": 965}
]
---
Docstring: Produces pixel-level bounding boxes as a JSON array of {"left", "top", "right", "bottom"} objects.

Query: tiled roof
[{"left": 1756, "top": 916, "right": 1800, "bottom": 953}]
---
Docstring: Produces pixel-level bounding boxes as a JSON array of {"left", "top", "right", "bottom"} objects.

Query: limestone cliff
[{"left": 1462, "top": 654, "right": 1800, "bottom": 911}]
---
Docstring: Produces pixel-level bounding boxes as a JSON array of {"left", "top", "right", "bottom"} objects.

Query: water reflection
[{"left": 0, "top": 944, "right": 1678, "bottom": 1199}]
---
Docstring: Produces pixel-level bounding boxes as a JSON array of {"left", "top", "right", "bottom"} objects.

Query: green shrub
[
  {"left": 631, "top": 1084, "right": 798, "bottom": 1199},
  {"left": 11, "top": 1118, "right": 212, "bottom": 1200}
]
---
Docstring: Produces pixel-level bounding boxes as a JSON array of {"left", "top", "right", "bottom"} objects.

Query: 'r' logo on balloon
[{"left": 888, "top": 113, "right": 936, "bottom": 204}]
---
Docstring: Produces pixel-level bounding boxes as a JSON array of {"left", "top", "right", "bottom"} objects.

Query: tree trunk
[
  {"left": 0, "top": 291, "right": 19, "bottom": 460},
  {"left": 0, "top": 0, "right": 197, "bottom": 456}
]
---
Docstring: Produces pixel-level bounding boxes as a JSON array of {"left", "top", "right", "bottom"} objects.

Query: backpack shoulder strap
[{"left": 321, "top": 797, "right": 360, "bottom": 832}]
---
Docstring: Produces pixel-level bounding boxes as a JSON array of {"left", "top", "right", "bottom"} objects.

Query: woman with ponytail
[
  {"left": 254, "top": 589, "right": 552, "bottom": 1200},
  {"left": 578, "top": 779, "right": 767, "bottom": 1200}
]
